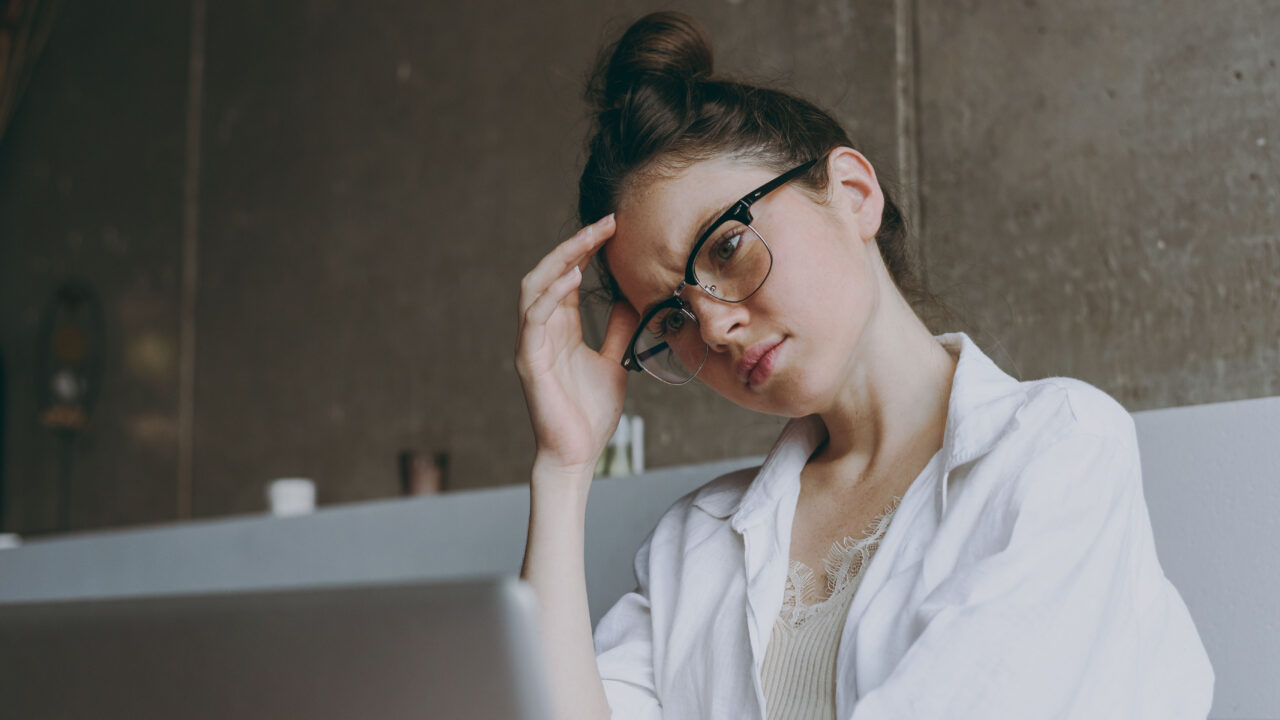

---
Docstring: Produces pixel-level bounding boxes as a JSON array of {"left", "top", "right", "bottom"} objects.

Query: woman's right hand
[{"left": 514, "top": 213, "right": 641, "bottom": 484}]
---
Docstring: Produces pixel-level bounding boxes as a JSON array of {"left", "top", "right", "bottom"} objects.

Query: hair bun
[{"left": 588, "top": 11, "right": 714, "bottom": 112}]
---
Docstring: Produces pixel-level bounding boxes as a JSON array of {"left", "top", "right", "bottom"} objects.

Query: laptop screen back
[{"left": 0, "top": 576, "right": 554, "bottom": 720}]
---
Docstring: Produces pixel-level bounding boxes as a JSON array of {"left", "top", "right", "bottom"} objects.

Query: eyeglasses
[{"left": 621, "top": 158, "right": 820, "bottom": 384}]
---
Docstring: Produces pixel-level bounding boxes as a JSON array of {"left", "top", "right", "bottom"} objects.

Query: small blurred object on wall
[{"left": 399, "top": 450, "right": 448, "bottom": 496}]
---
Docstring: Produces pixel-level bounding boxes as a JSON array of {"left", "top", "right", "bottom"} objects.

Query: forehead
[{"left": 604, "top": 157, "right": 780, "bottom": 311}]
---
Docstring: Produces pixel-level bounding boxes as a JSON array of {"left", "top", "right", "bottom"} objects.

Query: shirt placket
[
  {"left": 739, "top": 524, "right": 771, "bottom": 720},
  {"left": 736, "top": 486, "right": 802, "bottom": 720}
]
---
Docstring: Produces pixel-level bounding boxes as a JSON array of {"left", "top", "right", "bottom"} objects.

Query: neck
[{"left": 808, "top": 272, "right": 957, "bottom": 493}]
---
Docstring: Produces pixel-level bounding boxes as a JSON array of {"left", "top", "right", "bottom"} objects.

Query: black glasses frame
[{"left": 621, "top": 157, "right": 821, "bottom": 381}]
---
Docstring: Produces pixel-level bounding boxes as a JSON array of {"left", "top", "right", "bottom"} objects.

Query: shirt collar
[{"left": 692, "top": 332, "right": 1027, "bottom": 527}]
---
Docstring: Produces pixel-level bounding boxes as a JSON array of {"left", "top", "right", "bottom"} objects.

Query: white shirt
[{"left": 593, "top": 332, "right": 1215, "bottom": 720}]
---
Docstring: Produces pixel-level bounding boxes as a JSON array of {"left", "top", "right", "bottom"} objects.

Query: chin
[
  {"left": 761, "top": 361, "right": 845, "bottom": 417},
  {"left": 714, "top": 373, "right": 818, "bottom": 418}
]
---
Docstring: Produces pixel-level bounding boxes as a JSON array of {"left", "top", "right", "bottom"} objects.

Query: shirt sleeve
[
  {"left": 848, "top": 423, "right": 1215, "bottom": 720},
  {"left": 593, "top": 526, "right": 664, "bottom": 720}
]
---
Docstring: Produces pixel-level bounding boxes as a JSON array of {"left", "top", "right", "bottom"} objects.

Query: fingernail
[{"left": 600, "top": 212, "right": 615, "bottom": 224}]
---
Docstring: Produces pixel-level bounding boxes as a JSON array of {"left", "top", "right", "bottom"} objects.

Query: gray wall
[{"left": 1, "top": 0, "right": 1276, "bottom": 536}]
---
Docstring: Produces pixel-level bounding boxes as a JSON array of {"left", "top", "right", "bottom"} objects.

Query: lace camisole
[{"left": 760, "top": 494, "right": 904, "bottom": 720}]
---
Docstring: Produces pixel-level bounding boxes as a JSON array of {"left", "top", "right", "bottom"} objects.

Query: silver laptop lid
[{"left": 0, "top": 576, "right": 554, "bottom": 720}]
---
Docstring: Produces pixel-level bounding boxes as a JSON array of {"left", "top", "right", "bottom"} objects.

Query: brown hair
[{"left": 579, "top": 11, "right": 927, "bottom": 308}]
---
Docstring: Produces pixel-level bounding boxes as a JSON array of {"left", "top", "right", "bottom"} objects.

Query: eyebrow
[{"left": 637, "top": 202, "right": 734, "bottom": 319}]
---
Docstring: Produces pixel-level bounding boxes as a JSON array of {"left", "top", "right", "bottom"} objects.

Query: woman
[{"left": 515, "top": 12, "right": 1213, "bottom": 720}]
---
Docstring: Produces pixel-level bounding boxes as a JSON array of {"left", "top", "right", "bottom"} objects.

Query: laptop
[{"left": 0, "top": 575, "right": 555, "bottom": 719}]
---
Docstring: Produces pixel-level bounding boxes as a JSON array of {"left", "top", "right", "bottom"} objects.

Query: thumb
[{"left": 599, "top": 300, "right": 641, "bottom": 363}]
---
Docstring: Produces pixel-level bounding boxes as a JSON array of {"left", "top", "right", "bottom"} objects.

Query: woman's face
[{"left": 604, "top": 150, "right": 888, "bottom": 418}]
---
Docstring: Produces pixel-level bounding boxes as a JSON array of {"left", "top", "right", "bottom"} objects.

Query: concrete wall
[
  {"left": 0, "top": 1, "right": 190, "bottom": 533},
  {"left": 1, "top": 0, "right": 1276, "bottom": 536},
  {"left": 915, "top": 0, "right": 1280, "bottom": 404}
]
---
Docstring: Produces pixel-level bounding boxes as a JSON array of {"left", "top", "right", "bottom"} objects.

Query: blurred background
[{"left": 0, "top": 0, "right": 1276, "bottom": 537}]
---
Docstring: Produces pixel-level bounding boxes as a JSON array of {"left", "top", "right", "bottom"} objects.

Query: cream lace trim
[{"left": 779, "top": 494, "right": 903, "bottom": 629}]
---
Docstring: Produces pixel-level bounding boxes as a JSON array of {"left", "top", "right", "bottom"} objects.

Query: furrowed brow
[{"left": 637, "top": 199, "right": 736, "bottom": 318}]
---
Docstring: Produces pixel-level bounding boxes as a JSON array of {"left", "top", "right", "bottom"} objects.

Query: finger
[
  {"left": 534, "top": 213, "right": 612, "bottom": 302},
  {"left": 599, "top": 299, "right": 641, "bottom": 363},
  {"left": 518, "top": 214, "right": 615, "bottom": 317},
  {"left": 518, "top": 265, "right": 583, "bottom": 363},
  {"left": 523, "top": 264, "right": 584, "bottom": 334}
]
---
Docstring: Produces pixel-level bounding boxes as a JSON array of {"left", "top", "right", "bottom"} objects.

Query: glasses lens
[
  {"left": 693, "top": 222, "right": 771, "bottom": 301},
  {"left": 632, "top": 306, "right": 709, "bottom": 384}
]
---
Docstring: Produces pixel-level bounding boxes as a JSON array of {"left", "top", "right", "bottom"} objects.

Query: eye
[
  {"left": 711, "top": 229, "right": 743, "bottom": 262},
  {"left": 646, "top": 308, "right": 687, "bottom": 339},
  {"left": 661, "top": 309, "right": 686, "bottom": 336}
]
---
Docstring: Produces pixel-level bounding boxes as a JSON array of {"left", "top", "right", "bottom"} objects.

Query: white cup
[{"left": 267, "top": 478, "right": 316, "bottom": 516}]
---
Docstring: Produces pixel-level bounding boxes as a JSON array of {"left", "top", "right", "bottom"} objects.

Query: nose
[{"left": 682, "top": 289, "right": 747, "bottom": 353}]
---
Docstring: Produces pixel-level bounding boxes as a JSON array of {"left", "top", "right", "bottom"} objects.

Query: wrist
[
  {"left": 532, "top": 455, "right": 596, "bottom": 485},
  {"left": 530, "top": 461, "right": 593, "bottom": 508}
]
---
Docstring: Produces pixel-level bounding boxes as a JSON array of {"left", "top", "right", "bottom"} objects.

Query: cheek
[
  {"left": 767, "top": 236, "right": 876, "bottom": 378},
  {"left": 770, "top": 231, "right": 869, "bottom": 323}
]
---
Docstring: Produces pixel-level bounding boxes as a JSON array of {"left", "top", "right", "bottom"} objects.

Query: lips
[{"left": 736, "top": 338, "right": 784, "bottom": 385}]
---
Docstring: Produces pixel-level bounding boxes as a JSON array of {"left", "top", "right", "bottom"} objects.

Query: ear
[{"left": 825, "top": 147, "right": 885, "bottom": 243}]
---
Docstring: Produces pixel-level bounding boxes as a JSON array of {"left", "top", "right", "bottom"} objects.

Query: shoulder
[
  {"left": 628, "top": 466, "right": 757, "bottom": 584},
  {"left": 688, "top": 465, "right": 758, "bottom": 519},
  {"left": 646, "top": 465, "right": 757, "bottom": 540},
  {"left": 950, "top": 374, "right": 1142, "bottom": 509},
  {"left": 1014, "top": 375, "right": 1137, "bottom": 449},
  {"left": 995, "top": 377, "right": 1143, "bottom": 504}
]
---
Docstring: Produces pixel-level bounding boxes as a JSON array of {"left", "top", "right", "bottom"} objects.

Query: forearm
[{"left": 521, "top": 470, "right": 612, "bottom": 720}]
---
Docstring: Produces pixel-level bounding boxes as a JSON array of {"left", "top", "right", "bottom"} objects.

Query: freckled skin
[{"left": 604, "top": 151, "right": 888, "bottom": 419}]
